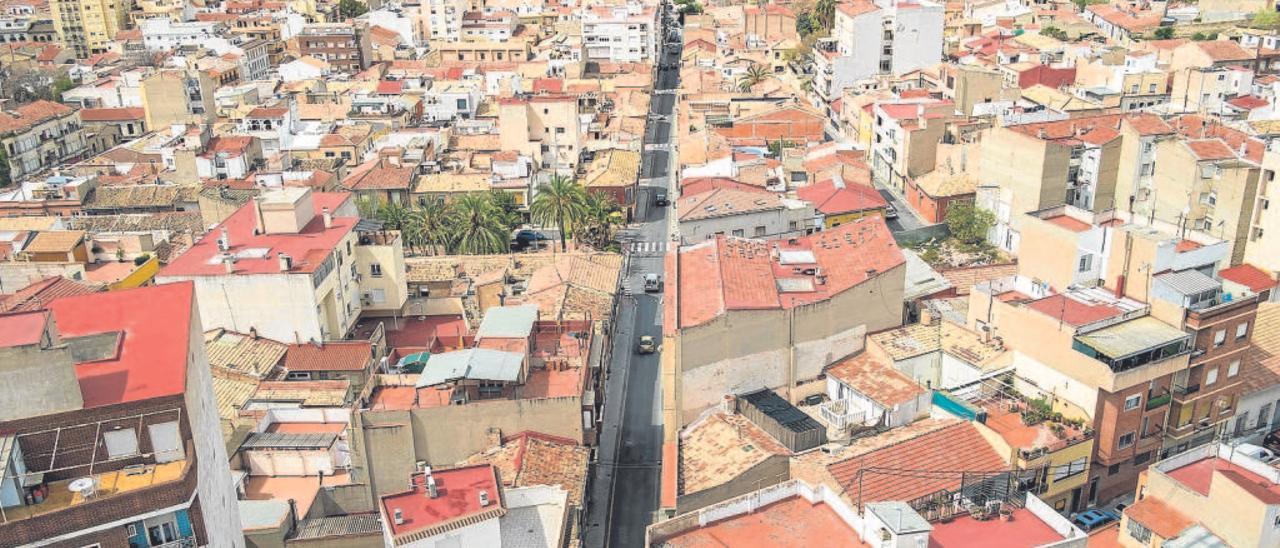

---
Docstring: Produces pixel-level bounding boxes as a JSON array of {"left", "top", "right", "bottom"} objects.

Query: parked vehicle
[
  {"left": 636, "top": 335, "right": 656, "bottom": 354},
  {"left": 1234, "top": 443, "right": 1277, "bottom": 463},
  {"left": 644, "top": 273, "right": 662, "bottom": 292},
  {"left": 1072, "top": 509, "right": 1120, "bottom": 532},
  {"left": 512, "top": 230, "right": 550, "bottom": 250},
  {"left": 884, "top": 203, "right": 899, "bottom": 220},
  {"left": 654, "top": 189, "right": 669, "bottom": 207},
  {"left": 1264, "top": 429, "right": 1280, "bottom": 453}
]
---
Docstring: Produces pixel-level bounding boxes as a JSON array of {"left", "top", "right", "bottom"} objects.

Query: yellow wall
[
  {"left": 109, "top": 256, "right": 160, "bottom": 290},
  {"left": 825, "top": 208, "right": 884, "bottom": 228}
]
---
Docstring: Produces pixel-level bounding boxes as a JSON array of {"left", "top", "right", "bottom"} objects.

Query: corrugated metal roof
[
  {"left": 739, "top": 389, "right": 823, "bottom": 434},
  {"left": 1076, "top": 316, "right": 1189, "bottom": 358},
  {"left": 241, "top": 431, "right": 337, "bottom": 450},
  {"left": 476, "top": 304, "right": 539, "bottom": 339},
  {"left": 293, "top": 514, "right": 383, "bottom": 539},
  {"left": 415, "top": 348, "right": 524, "bottom": 387},
  {"left": 1156, "top": 269, "right": 1221, "bottom": 296}
]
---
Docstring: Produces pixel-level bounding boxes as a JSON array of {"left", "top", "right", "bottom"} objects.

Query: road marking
[{"left": 626, "top": 241, "right": 667, "bottom": 255}]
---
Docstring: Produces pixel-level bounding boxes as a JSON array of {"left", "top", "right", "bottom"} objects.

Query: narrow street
[{"left": 583, "top": 13, "right": 681, "bottom": 548}]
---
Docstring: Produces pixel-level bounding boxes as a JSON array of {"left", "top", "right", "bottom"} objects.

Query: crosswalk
[{"left": 625, "top": 241, "right": 668, "bottom": 255}]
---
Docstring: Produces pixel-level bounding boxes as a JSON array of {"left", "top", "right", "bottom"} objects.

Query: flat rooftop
[
  {"left": 660, "top": 497, "right": 867, "bottom": 548},
  {"left": 243, "top": 470, "right": 352, "bottom": 517},
  {"left": 1165, "top": 457, "right": 1280, "bottom": 502},
  {"left": 927, "top": 508, "right": 1066, "bottom": 547},
  {"left": 380, "top": 465, "right": 502, "bottom": 538}
]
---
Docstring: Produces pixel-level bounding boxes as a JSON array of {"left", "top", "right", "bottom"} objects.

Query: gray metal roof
[
  {"left": 415, "top": 348, "right": 524, "bottom": 387},
  {"left": 903, "top": 249, "right": 952, "bottom": 300},
  {"left": 293, "top": 514, "right": 383, "bottom": 539},
  {"left": 866, "top": 501, "right": 932, "bottom": 535},
  {"left": 240, "top": 431, "right": 338, "bottom": 451},
  {"left": 1156, "top": 269, "right": 1221, "bottom": 296},
  {"left": 476, "top": 304, "right": 539, "bottom": 339},
  {"left": 1075, "top": 316, "right": 1189, "bottom": 359}
]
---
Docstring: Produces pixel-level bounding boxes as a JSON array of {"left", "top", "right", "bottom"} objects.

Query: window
[
  {"left": 103, "top": 428, "right": 139, "bottom": 458},
  {"left": 1214, "top": 329, "right": 1227, "bottom": 348},
  {"left": 370, "top": 263, "right": 383, "bottom": 278},
  {"left": 369, "top": 288, "right": 386, "bottom": 304},
  {"left": 1053, "top": 457, "right": 1088, "bottom": 481},
  {"left": 1127, "top": 519, "right": 1153, "bottom": 543},
  {"left": 1078, "top": 254, "right": 1093, "bottom": 272},
  {"left": 1108, "top": 463, "right": 1122, "bottom": 475},
  {"left": 1237, "top": 322, "right": 1250, "bottom": 340},
  {"left": 1133, "top": 450, "right": 1152, "bottom": 466},
  {"left": 1118, "top": 431, "right": 1136, "bottom": 449},
  {"left": 1206, "top": 366, "right": 1219, "bottom": 386},
  {"left": 1228, "top": 359, "right": 1240, "bottom": 378},
  {"left": 754, "top": 226, "right": 766, "bottom": 237},
  {"left": 286, "top": 371, "right": 313, "bottom": 380},
  {"left": 1124, "top": 394, "right": 1142, "bottom": 411},
  {"left": 731, "top": 229, "right": 744, "bottom": 237},
  {"left": 1260, "top": 403, "right": 1272, "bottom": 428}
]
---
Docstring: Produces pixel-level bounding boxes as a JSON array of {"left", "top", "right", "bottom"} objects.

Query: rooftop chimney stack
[
  {"left": 278, "top": 252, "right": 292, "bottom": 272},
  {"left": 479, "top": 490, "right": 490, "bottom": 507},
  {"left": 322, "top": 206, "right": 332, "bottom": 229},
  {"left": 393, "top": 508, "right": 403, "bottom": 525},
  {"left": 218, "top": 227, "right": 230, "bottom": 252}
]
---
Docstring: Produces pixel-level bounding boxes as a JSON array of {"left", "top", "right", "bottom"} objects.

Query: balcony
[
  {"left": 1, "top": 459, "right": 188, "bottom": 522},
  {"left": 1071, "top": 317, "right": 1192, "bottom": 375}
]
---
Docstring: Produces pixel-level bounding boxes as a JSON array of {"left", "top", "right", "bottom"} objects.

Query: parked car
[
  {"left": 644, "top": 273, "right": 662, "bottom": 293},
  {"left": 636, "top": 335, "right": 656, "bottom": 354},
  {"left": 1235, "top": 443, "right": 1277, "bottom": 463},
  {"left": 512, "top": 230, "right": 550, "bottom": 250},
  {"left": 1072, "top": 509, "right": 1120, "bottom": 532},
  {"left": 1264, "top": 429, "right": 1280, "bottom": 453},
  {"left": 884, "top": 203, "right": 899, "bottom": 220},
  {"left": 802, "top": 394, "right": 827, "bottom": 406},
  {"left": 654, "top": 189, "right": 669, "bottom": 207}
]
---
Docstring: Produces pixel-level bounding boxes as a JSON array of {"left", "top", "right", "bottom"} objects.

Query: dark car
[
  {"left": 1264, "top": 428, "right": 1280, "bottom": 453},
  {"left": 512, "top": 230, "right": 550, "bottom": 250},
  {"left": 654, "top": 189, "right": 669, "bottom": 207},
  {"left": 1072, "top": 509, "right": 1120, "bottom": 532}
]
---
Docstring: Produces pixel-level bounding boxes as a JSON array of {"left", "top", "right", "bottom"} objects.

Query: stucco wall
[{"left": 158, "top": 273, "right": 324, "bottom": 344}]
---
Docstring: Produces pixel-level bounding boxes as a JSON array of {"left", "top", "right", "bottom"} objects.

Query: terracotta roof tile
[
  {"left": 0, "top": 276, "right": 101, "bottom": 313},
  {"left": 284, "top": 341, "right": 372, "bottom": 372},
  {"left": 827, "top": 422, "right": 1007, "bottom": 505},
  {"left": 1123, "top": 497, "right": 1193, "bottom": 539},
  {"left": 825, "top": 352, "right": 927, "bottom": 407},
  {"left": 1219, "top": 264, "right": 1277, "bottom": 293},
  {"left": 0, "top": 100, "right": 74, "bottom": 135}
]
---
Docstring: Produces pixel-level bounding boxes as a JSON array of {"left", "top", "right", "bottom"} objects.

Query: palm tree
[
  {"left": 374, "top": 201, "right": 411, "bottom": 230},
  {"left": 813, "top": 0, "right": 837, "bottom": 31},
  {"left": 485, "top": 190, "right": 524, "bottom": 230},
  {"left": 530, "top": 174, "right": 587, "bottom": 252},
  {"left": 402, "top": 201, "right": 452, "bottom": 256},
  {"left": 577, "top": 191, "right": 623, "bottom": 250},
  {"left": 800, "top": 76, "right": 815, "bottom": 96},
  {"left": 737, "top": 63, "right": 770, "bottom": 92},
  {"left": 449, "top": 194, "right": 510, "bottom": 254}
]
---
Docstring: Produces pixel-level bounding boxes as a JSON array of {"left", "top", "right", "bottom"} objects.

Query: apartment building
[
  {"left": 140, "top": 68, "right": 218, "bottom": 129},
  {"left": 49, "top": 0, "right": 127, "bottom": 57},
  {"left": 0, "top": 101, "right": 87, "bottom": 185},
  {"left": 0, "top": 284, "right": 243, "bottom": 547},
  {"left": 979, "top": 115, "right": 1126, "bottom": 252},
  {"left": 868, "top": 97, "right": 953, "bottom": 192},
  {"left": 139, "top": 18, "right": 223, "bottom": 51},
  {"left": 298, "top": 23, "right": 372, "bottom": 74},
  {"left": 665, "top": 218, "right": 906, "bottom": 424},
  {"left": 816, "top": 0, "right": 944, "bottom": 99},
  {"left": 156, "top": 188, "right": 409, "bottom": 343},
  {"left": 0, "top": 15, "right": 57, "bottom": 44},
  {"left": 498, "top": 95, "right": 582, "bottom": 175},
  {"left": 581, "top": 2, "right": 658, "bottom": 63}
]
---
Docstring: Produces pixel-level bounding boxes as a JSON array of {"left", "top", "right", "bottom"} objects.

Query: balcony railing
[
  {"left": 1146, "top": 393, "right": 1172, "bottom": 410},
  {"left": 154, "top": 537, "right": 197, "bottom": 548}
]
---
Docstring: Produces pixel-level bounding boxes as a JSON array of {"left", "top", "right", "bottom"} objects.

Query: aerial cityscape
[{"left": 2, "top": 0, "right": 1280, "bottom": 546}]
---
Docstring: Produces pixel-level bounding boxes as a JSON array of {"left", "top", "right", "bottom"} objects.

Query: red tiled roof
[
  {"left": 797, "top": 179, "right": 887, "bottom": 215},
  {"left": 1173, "top": 115, "right": 1264, "bottom": 163},
  {"left": 1219, "top": 263, "right": 1277, "bottom": 293},
  {"left": 837, "top": 0, "right": 879, "bottom": 18},
  {"left": 826, "top": 352, "right": 926, "bottom": 406},
  {"left": 47, "top": 283, "right": 195, "bottom": 408},
  {"left": 1185, "top": 139, "right": 1236, "bottom": 161},
  {"left": 827, "top": 422, "right": 1006, "bottom": 505},
  {"left": 1125, "top": 114, "right": 1174, "bottom": 136},
  {"left": 1195, "top": 40, "right": 1255, "bottom": 62},
  {"left": 1229, "top": 95, "right": 1269, "bottom": 111},
  {"left": 284, "top": 341, "right": 372, "bottom": 372},
  {"left": 674, "top": 218, "right": 904, "bottom": 328},
  {"left": 680, "top": 176, "right": 767, "bottom": 195},
  {"left": 342, "top": 158, "right": 415, "bottom": 190},
  {"left": 1025, "top": 294, "right": 1122, "bottom": 326},
  {"left": 0, "top": 100, "right": 74, "bottom": 135},
  {"left": 532, "top": 78, "right": 564, "bottom": 93},
  {"left": 0, "top": 276, "right": 100, "bottom": 313},
  {"left": 78, "top": 107, "right": 146, "bottom": 122},
  {"left": 376, "top": 80, "right": 403, "bottom": 95}
]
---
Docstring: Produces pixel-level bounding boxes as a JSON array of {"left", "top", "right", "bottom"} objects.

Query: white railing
[{"left": 819, "top": 399, "right": 865, "bottom": 430}]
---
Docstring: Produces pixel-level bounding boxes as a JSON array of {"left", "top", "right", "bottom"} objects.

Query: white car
[{"left": 1235, "top": 443, "right": 1277, "bottom": 463}]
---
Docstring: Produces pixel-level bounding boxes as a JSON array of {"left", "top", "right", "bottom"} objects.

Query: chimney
[
  {"left": 1038, "top": 128, "right": 1046, "bottom": 139},
  {"left": 322, "top": 206, "right": 332, "bottom": 229},
  {"left": 920, "top": 306, "right": 935, "bottom": 325},
  {"left": 218, "top": 227, "right": 231, "bottom": 252},
  {"left": 722, "top": 394, "right": 737, "bottom": 414},
  {"left": 478, "top": 490, "right": 491, "bottom": 507},
  {"left": 278, "top": 252, "right": 292, "bottom": 272},
  {"left": 393, "top": 508, "right": 403, "bottom": 525},
  {"left": 222, "top": 255, "right": 235, "bottom": 274},
  {"left": 426, "top": 475, "right": 439, "bottom": 498}
]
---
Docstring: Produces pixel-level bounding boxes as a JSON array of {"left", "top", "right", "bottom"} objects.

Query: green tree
[
  {"left": 486, "top": 190, "right": 524, "bottom": 230},
  {"left": 576, "top": 191, "right": 623, "bottom": 250},
  {"left": 530, "top": 174, "right": 587, "bottom": 252},
  {"left": 944, "top": 202, "right": 996, "bottom": 246},
  {"left": 338, "top": 0, "right": 368, "bottom": 19},
  {"left": 1153, "top": 26, "right": 1175, "bottom": 39},
  {"left": 374, "top": 201, "right": 411, "bottom": 230},
  {"left": 449, "top": 194, "right": 510, "bottom": 254},
  {"left": 1253, "top": 8, "right": 1280, "bottom": 31},
  {"left": 402, "top": 201, "right": 452, "bottom": 256},
  {"left": 813, "top": 0, "right": 837, "bottom": 31},
  {"left": 767, "top": 139, "right": 794, "bottom": 158},
  {"left": 0, "top": 148, "right": 11, "bottom": 187},
  {"left": 737, "top": 63, "right": 771, "bottom": 92}
]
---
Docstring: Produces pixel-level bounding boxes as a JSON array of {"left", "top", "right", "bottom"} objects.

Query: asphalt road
[{"left": 583, "top": 20, "right": 682, "bottom": 548}]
